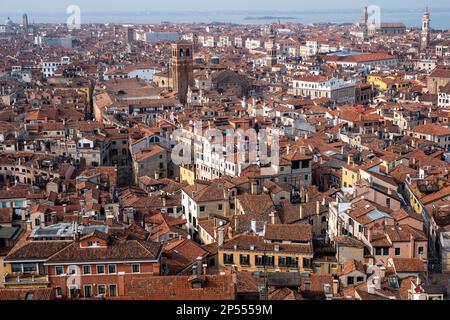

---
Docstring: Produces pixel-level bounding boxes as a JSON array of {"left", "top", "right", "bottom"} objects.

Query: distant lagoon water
[{"left": 3, "top": 8, "right": 450, "bottom": 29}]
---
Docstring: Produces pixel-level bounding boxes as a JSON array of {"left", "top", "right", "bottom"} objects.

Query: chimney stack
[
  {"left": 26, "top": 220, "right": 32, "bottom": 231},
  {"left": 299, "top": 204, "right": 304, "bottom": 220},
  {"left": 251, "top": 182, "right": 258, "bottom": 195},
  {"left": 380, "top": 266, "right": 386, "bottom": 278},
  {"left": 270, "top": 211, "right": 276, "bottom": 225},
  {"left": 410, "top": 234, "right": 415, "bottom": 258},
  {"left": 416, "top": 275, "right": 422, "bottom": 286},
  {"left": 196, "top": 257, "right": 203, "bottom": 276},
  {"left": 223, "top": 190, "right": 230, "bottom": 216},
  {"left": 51, "top": 212, "right": 57, "bottom": 225},
  {"left": 82, "top": 215, "right": 90, "bottom": 226},
  {"left": 299, "top": 187, "right": 304, "bottom": 202},
  {"left": 107, "top": 214, "right": 114, "bottom": 226},
  {"left": 127, "top": 209, "right": 134, "bottom": 225},
  {"left": 316, "top": 201, "right": 321, "bottom": 216},
  {"left": 332, "top": 279, "right": 339, "bottom": 296},
  {"left": 251, "top": 220, "right": 257, "bottom": 234},
  {"left": 348, "top": 154, "right": 354, "bottom": 165},
  {"left": 373, "top": 276, "right": 381, "bottom": 290},
  {"left": 217, "top": 223, "right": 225, "bottom": 246}
]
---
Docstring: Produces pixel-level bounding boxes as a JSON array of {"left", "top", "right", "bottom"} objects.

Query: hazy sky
[{"left": 2, "top": 0, "right": 449, "bottom": 12}]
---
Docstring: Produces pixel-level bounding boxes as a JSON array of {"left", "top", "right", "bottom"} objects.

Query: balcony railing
[
  {"left": 3, "top": 273, "right": 50, "bottom": 285},
  {"left": 278, "top": 264, "right": 299, "bottom": 268}
]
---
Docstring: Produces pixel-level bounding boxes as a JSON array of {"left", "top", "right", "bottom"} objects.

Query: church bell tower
[
  {"left": 171, "top": 41, "right": 194, "bottom": 105},
  {"left": 420, "top": 7, "right": 431, "bottom": 52}
]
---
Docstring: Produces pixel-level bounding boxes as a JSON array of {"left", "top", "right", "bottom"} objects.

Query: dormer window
[{"left": 88, "top": 241, "right": 100, "bottom": 247}]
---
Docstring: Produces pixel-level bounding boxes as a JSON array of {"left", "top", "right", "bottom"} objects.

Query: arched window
[
  {"left": 179, "top": 48, "right": 184, "bottom": 57},
  {"left": 186, "top": 48, "right": 190, "bottom": 57}
]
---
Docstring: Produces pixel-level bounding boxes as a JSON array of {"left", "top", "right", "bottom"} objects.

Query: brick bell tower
[
  {"left": 266, "top": 25, "right": 277, "bottom": 68},
  {"left": 171, "top": 41, "right": 194, "bottom": 105}
]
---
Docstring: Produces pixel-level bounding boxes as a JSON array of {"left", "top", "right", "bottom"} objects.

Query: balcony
[
  {"left": 3, "top": 273, "right": 50, "bottom": 286},
  {"left": 278, "top": 264, "right": 299, "bottom": 269}
]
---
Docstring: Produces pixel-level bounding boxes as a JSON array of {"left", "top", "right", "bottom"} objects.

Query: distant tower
[
  {"left": 266, "top": 25, "right": 277, "bottom": 68},
  {"left": 22, "top": 14, "right": 28, "bottom": 29},
  {"left": 420, "top": 6, "right": 431, "bottom": 52},
  {"left": 126, "top": 27, "right": 135, "bottom": 43},
  {"left": 193, "top": 33, "right": 200, "bottom": 53},
  {"left": 363, "top": 6, "right": 369, "bottom": 26},
  {"left": 171, "top": 41, "right": 194, "bottom": 105}
]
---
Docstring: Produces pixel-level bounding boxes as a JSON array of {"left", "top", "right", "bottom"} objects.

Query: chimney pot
[
  {"left": 196, "top": 257, "right": 203, "bottom": 276},
  {"left": 270, "top": 211, "right": 276, "bottom": 225},
  {"left": 217, "top": 225, "right": 225, "bottom": 246},
  {"left": 26, "top": 220, "right": 32, "bottom": 231},
  {"left": 348, "top": 154, "right": 354, "bottom": 165},
  {"left": 107, "top": 215, "right": 114, "bottom": 226},
  {"left": 380, "top": 266, "right": 386, "bottom": 278},
  {"left": 332, "top": 279, "right": 339, "bottom": 296}
]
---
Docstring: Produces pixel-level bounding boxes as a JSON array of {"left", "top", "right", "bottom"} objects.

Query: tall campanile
[
  {"left": 171, "top": 41, "right": 194, "bottom": 105},
  {"left": 266, "top": 25, "right": 277, "bottom": 68},
  {"left": 420, "top": 7, "right": 431, "bottom": 52}
]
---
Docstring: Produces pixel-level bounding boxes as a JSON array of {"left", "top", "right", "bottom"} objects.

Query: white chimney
[
  {"left": 270, "top": 211, "right": 276, "bottom": 225},
  {"left": 380, "top": 266, "right": 386, "bottom": 278},
  {"left": 373, "top": 276, "right": 381, "bottom": 290},
  {"left": 299, "top": 205, "right": 304, "bottom": 220},
  {"left": 251, "top": 182, "right": 258, "bottom": 195},
  {"left": 251, "top": 220, "right": 257, "bottom": 234},
  {"left": 217, "top": 224, "right": 225, "bottom": 246},
  {"left": 26, "top": 220, "right": 32, "bottom": 231},
  {"left": 332, "top": 279, "right": 339, "bottom": 296},
  {"left": 300, "top": 146, "right": 306, "bottom": 154}
]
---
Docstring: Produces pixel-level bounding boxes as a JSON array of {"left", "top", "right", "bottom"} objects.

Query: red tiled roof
[{"left": 124, "top": 274, "right": 236, "bottom": 300}]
